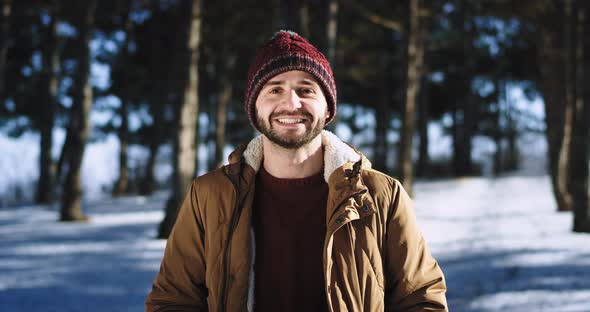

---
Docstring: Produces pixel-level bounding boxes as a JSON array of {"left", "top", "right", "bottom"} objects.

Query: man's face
[{"left": 255, "top": 70, "right": 329, "bottom": 149}]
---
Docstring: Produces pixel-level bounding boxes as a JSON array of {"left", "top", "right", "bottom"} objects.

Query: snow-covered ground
[
  {"left": 0, "top": 193, "right": 167, "bottom": 311},
  {"left": 414, "top": 176, "right": 590, "bottom": 311},
  {"left": 1, "top": 175, "right": 589, "bottom": 311}
]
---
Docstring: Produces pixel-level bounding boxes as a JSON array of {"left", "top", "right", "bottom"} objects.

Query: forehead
[{"left": 265, "top": 70, "right": 320, "bottom": 85}]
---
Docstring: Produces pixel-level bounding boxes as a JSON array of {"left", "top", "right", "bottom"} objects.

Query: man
[{"left": 146, "top": 30, "right": 447, "bottom": 311}]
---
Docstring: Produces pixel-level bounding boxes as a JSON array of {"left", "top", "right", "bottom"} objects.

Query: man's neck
[{"left": 261, "top": 135, "right": 324, "bottom": 179}]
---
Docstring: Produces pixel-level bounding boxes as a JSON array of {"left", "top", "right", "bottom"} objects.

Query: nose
[{"left": 285, "top": 89, "right": 302, "bottom": 110}]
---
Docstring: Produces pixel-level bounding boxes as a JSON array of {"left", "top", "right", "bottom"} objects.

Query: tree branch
[{"left": 341, "top": 0, "right": 404, "bottom": 32}]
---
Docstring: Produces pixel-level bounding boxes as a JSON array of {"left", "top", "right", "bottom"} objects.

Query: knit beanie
[{"left": 244, "top": 30, "right": 337, "bottom": 132}]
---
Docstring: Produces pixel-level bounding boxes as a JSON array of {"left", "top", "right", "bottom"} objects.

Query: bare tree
[
  {"left": 139, "top": 0, "right": 167, "bottom": 196},
  {"left": 416, "top": 69, "right": 430, "bottom": 178},
  {"left": 0, "top": 0, "right": 12, "bottom": 98},
  {"left": 535, "top": 2, "right": 572, "bottom": 212},
  {"left": 213, "top": 66, "right": 233, "bottom": 169},
  {"left": 452, "top": 0, "right": 476, "bottom": 177},
  {"left": 60, "top": 0, "right": 98, "bottom": 221},
  {"left": 283, "top": 0, "right": 311, "bottom": 37},
  {"left": 112, "top": 3, "right": 135, "bottom": 196},
  {"left": 556, "top": 0, "right": 577, "bottom": 211},
  {"left": 399, "top": 0, "right": 424, "bottom": 196},
  {"left": 571, "top": 0, "right": 590, "bottom": 232},
  {"left": 211, "top": 3, "right": 237, "bottom": 170},
  {"left": 35, "top": 0, "right": 60, "bottom": 204},
  {"left": 158, "top": 0, "right": 202, "bottom": 239},
  {"left": 417, "top": 4, "right": 432, "bottom": 178},
  {"left": 373, "top": 27, "right": 393, "bottom": 173},
  {"left": 325, "top": 0, "right": 338, "bottom": 65}
]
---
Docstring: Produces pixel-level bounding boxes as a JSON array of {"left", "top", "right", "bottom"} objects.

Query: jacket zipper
[{"left": 219, "top": 170, "right": 246, "bottom": 312}]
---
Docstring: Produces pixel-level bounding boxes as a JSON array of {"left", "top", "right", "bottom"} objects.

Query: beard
[{"left": 255, "top": 108, "right": 326, "bottom": 149}]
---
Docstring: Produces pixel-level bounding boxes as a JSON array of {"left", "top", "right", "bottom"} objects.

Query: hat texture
[{"left": 244, "top": 30, "right": 337, "bottom": 131}]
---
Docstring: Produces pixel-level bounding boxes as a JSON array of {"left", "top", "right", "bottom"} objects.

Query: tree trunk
[
  {"left": 452, "top": 1, "right": 475, "bottom": 177},
  {"left": 373, "top": 29, "right": 391, "bottom": 173},
  {"left": 537, "top": 6, "right": 572, "bottom": 212},
  {"left": 463, "top": 96, "right": 476, "bottom": 174},
  {"left": 37, "top": 116, "right": 56, "bottom": 203},
  {"left": 456, "top": 95, "right": 474, "bottom": 173},
  {"left": 416, "top": 75, "right": 429, "bottom": 178},
  {"left": 572, "top": 0, "right": 590, "bottom": 232},
  {"left": 158, "top": 0, "right": 201, "bottom": 239},
  {"left": 284, "top": 0, "right": 299, "bottom": 32},
  {"left": 557, "top": 0, "right": 576, "bottom": 211},
  {"left": 141, "top": 85, "right": 165, "bottom": 196},
  {"left": 284, "top": 0, "right": 309, "bottom": 37},
  {"left": 140, "top": 0, "right": 166, "bottom": 196},
  {"left": 60, "top": 0, "right": 97, "bottom": 222},
  {"left": 325, "top": 0, "right": 338, "bottom": 65},
  {"left": 112, "top": 100, "right": 130, "bottom": 196},
  {"left": 399, "top": 0, "right": 424, "bottom": 196},
  {"left": 113, "top": 8, "right": 134, "bottom": 196},
  {"left": 505, "top": 115, "right": 519, "bottom": 171},
  {"left": 452, "top": 102, "right": 475, "bottom": 176},
  {"left": 374, "top": 95, "right": 389, "bottom": 173},
  {"left": 214, "top": 73, "right": 232, "bottom": 169},
  {"left": 140, "top": 100, "right": 163, "bottom": 195},
  {"left": 36, "top": 1, "right": 60, "bottom": 204},
  {"left": 0, "top": 0, "right": 12, "bottom": 98},
  {"left": 272, "top": 0, "right": 283, "bottom": 29},
  {"left": 211, "top": 21, "right": 237, "bottom": 170},
  {"left": 492, "top": 79, "right": 503, "bottom": 176},
  {"left": 299, "top": 0, "right": 310, "bottom": 38},
  {"left": 503, "top": 80, "right": 519, "bottom": 172},
  {"left": 140, "top": 132, "right": 159, "bottom": 195},
  {"left": 416, "top": 16, "right": 431, "bottom": 178},
  {"left": 493, "top": 136, "right": 502, "bottom": 176}
]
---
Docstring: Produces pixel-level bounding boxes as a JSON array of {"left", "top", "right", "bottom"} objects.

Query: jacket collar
[
  {"left": 226, "top": 131, "right": 376, "bottom": 222},
  {"left": 228, "top": 130, "right": 372, "bottom": 183}
]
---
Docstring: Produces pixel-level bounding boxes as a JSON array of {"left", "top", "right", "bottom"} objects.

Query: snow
[
  {"left": 0, "top": 130, "right": 173, "bottom": 207},
  {"left": 0, "top": 193, "right": 167, "bottom": 312},
  {"left": 414, "top": 175, "right": 590, "bottom": 311},
  {"left": 1, "top": 174, "right": 589, "bottom": 311},
  {"left": 1, "top": 127, "right": 588, "bottom": 311}
]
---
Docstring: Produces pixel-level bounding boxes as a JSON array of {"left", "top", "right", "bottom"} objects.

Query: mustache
[{"left": 269, "top": 111, "right": 313, "bottom": 119}]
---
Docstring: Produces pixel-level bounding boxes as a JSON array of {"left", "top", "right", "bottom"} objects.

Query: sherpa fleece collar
[{"left": 241, "top": 130, "right": 369, "bottom": 183}]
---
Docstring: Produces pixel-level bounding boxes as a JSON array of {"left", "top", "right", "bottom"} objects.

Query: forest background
[{"left": 0, "top": 0, "right": 589, "bottom": 253}]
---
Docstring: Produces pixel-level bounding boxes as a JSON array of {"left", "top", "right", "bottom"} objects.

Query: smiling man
[{"left": 146, "top": 30, "right": 448, "bottom": 312}]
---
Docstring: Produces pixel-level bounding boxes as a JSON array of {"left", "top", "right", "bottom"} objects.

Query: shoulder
[
  {"left": 187, "top": 167, "right": 238, "bottom": 226},
  {"left": 361, "top": 168, "right": 403, "bottom": 199},
  {"left": 361, "top": 168, "right": 409, "bottom": 219},
  {"left": 191, "top": 167, "right": 235, "bottom": 198}
]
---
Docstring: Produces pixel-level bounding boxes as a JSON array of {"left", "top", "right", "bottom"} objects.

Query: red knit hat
[{"left": 244, "top": 30, "right": 337, "bottom": 132}]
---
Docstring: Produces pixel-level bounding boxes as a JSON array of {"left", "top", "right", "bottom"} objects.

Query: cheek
[
  {"left": 255, "top": 103, "right": 273, "bottom": 122},
  {"left": 256, "top": 103, "right": 268, "bottom": 115}
]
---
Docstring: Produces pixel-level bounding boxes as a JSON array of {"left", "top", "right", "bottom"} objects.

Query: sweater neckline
[{"left": 258, "top": 165, "right": 325, "bottom": 186}]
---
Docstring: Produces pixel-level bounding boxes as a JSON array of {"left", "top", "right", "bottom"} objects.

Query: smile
[{"left": 276, "top": 118, "right": 306, "bottom": 124}]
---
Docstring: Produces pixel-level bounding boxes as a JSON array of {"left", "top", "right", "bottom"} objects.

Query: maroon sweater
[{"left": 252, "top": 166, "right": 329, "bottom": 311}]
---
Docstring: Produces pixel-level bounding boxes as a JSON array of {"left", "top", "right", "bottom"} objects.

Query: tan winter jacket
[{"left": 146, "top": 130, "right": 448, "bottom": 312}]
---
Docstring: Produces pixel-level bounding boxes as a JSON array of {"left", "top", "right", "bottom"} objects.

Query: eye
[
  {"left": 269, "top": 88, "right": 282, "bottom": 94},
  {"left": 299, "top": 88, "right": 315, "bottom": 95}
]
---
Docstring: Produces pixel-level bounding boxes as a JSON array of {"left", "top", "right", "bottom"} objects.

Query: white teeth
[{"left": 277, "top": 118, "right": 304, "bottom": 124}]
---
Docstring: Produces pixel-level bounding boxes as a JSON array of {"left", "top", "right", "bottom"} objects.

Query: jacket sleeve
[
  {"left": 145, "top": 181, "right": 208, "bottom": 311},
  {"left": 384, "top": 180, "right": 448, "bottom": 312}
]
